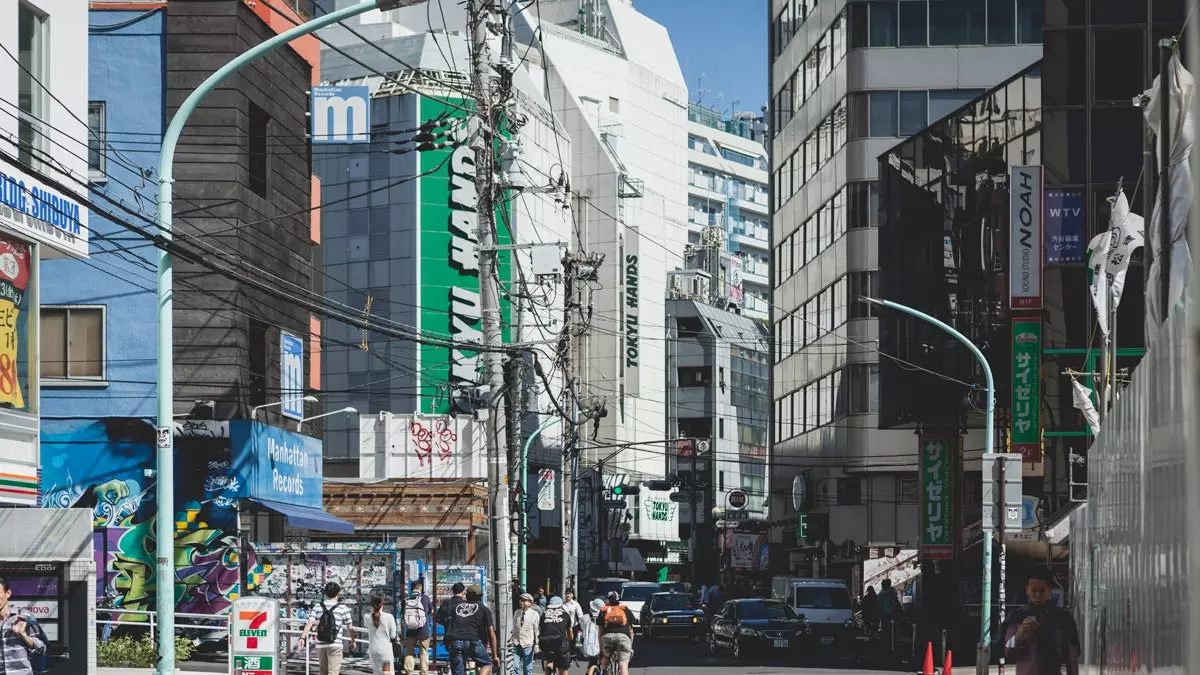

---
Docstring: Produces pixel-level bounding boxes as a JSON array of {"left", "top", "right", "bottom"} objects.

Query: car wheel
[{"left": 732, "top": 638, "right": 743, "bottom": 660}]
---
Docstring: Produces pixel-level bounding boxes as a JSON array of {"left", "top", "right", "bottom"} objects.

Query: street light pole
[
  {"left": 860, "top": 297, "right": 996, "bottom": 673},
  {"left": 152, "top": 2, "right": 415, "bottom": 672}
]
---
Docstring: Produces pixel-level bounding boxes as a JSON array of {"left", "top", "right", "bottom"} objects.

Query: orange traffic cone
[
  {"left": 921, "top": 642, "right": 935, "bottom": 675},
  {"left": 942, "top": 650, "right": 952, "bottom": 675}
]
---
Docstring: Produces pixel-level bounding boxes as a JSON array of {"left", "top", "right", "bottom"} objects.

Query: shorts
[
  {"left": 601, "top": 633, "right": 633, "bottom": 665},
  {"left": 540, "top": 644, "right": 571, "bottom": 671}
]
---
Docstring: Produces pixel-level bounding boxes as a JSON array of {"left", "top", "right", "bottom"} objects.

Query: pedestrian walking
[
  {"left": 0, "top": 577, "right": 46, "bottom": 675},
  {"left": 538, "top": 597, "right": 573, "bottom": 675},
  {"left": 402, "top": 580, "right": 434, "bottom": 675},
  {"left": 561, "top": 590, "right": 586, "bottom": 631},
  {"left": 300, "top": 581, "right": 357, "bottom": 675},
  {"left": 509, "top": 593, "right": 540, "bottom": 675},
  {"left": 367, "top": 594, "right": 398, "bottom": 675},
  {"left": 440, "top": 584, "right": 498, "bottom": 675},
  {"left": 1003, "top": 568, "right": 1080, "bottom": 675}
]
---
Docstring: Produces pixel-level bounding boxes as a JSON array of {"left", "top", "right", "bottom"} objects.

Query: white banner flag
[
  {"left": 1069, "top": 376, "right": 1101, "bottom": 436},
  {"left": 1088, "top": 231, "right": 1111, "bottom": 336},
  {"left": 1104, "top": 188, "right": 1144, "bottom": 312}
]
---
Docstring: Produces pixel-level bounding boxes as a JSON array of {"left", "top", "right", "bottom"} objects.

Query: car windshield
[
  {"left": 620, "top": 586, "right": 659, "bottom": 601},
  {"left": 739, "top": 601, "right": 796, "bottom": 620},
  {"left": 659, "top": 582, "right": 686, "bottom": 593},
  {"left": 654, "top": 595, "right": 694, "bottom": 611},
  {"left": 594, "top": 580, "right": 625, "bottom": 597},
  {"left": 794, "top": 587, "right": 853, "bottom": 609}
]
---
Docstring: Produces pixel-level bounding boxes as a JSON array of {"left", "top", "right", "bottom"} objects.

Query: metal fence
[{"left": 1069, "top": 305, "right": 1190, "bottom": 672}]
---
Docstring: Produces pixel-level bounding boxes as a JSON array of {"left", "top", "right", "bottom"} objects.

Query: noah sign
[{"left": 1009, "top": 166, "right": 1043, "bottom": 310}]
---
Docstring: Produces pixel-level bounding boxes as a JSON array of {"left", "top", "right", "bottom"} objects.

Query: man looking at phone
[
  {"left": 0, "top": 577, "right": 46, "bottom": 675},
  {"left": 1003, "top": 568, "right": 1080, "bottom": 675}
]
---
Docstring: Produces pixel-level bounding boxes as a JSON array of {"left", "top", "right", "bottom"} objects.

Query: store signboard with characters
[{"left": 0, "top": 232, "right": 36, "bottom": 505}]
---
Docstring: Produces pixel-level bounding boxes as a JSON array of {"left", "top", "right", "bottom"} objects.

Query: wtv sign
[{"left": 311, "top": 85, "right": 371, "bottom": 143}]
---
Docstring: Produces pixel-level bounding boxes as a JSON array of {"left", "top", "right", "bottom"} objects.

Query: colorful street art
[{"left": 42, "top": 419, "right": 251, "bottom": 621}]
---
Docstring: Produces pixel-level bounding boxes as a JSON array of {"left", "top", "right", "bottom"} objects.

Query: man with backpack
[
  {"left": 401, "top": 579, "right": 433, "bottom": 675},
  {"left": 597, "top": 592, "right": 634, "bottom": 675},
  {"left": 0, "top": 577, "right": 47, "bottom": 675},
  {"left": 301, "top": 581, "right": 357, "bottom": 675}
]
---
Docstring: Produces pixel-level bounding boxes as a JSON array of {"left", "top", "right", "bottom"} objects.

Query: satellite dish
[{"left": 792, "top": 474, "right": 808, "bottom": 511}]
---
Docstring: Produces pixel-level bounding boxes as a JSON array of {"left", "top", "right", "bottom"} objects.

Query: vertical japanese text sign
[
  {"left": 1010, "top": 318, "right": 1043, "bottom": 464},
  {"left": 920, "top": 436, "right": 954, "bottom": 560},
  {"left": 1009, "top": 165, "right": 1044, "bottom": 309}
]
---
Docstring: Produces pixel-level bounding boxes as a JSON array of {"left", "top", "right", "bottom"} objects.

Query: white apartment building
[
  {"left": 685, "top": 105, "right": 771, "bottom": 320},
  {"left": 768, "top": 0, "right": 1041, "bottom": 576}
]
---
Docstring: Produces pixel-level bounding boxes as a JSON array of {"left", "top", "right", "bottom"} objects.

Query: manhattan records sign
[
  {"left": 280, "top": 331, "right": 304, "bottom": 420},
  {"left": 311, "top": 85, "right": 370, "bottom": 144},
  {"left": 1009, "top": 166, "right": 1044, "bottom": 310},
  {"left": 0, "top": 164, "right": 89, "bottom": 258},
  {"left": 920, "top": 436, "right": 954, "bottom": 560}
]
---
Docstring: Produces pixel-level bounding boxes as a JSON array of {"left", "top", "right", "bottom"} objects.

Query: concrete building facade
[{"left": 768, "top": 0, "right": 1042, "bottom": 576}]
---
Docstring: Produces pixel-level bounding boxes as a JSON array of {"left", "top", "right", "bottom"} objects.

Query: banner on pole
[
  {"left": 1010, "top": 318, "right": 1043, "bottom": 465},
  {"left": 538, "top": 469, "right": 556, "bottom": 511},
  {"left": 919, "top": 436, "right": 954, "bottom": 560},
  {"left": 1009, "top": 166, "right": 1044, "bottom": 309}
]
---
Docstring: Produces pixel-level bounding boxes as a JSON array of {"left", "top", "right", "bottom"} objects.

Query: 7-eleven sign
[{"left": 232, "top": 597, "right": 279, "bottom": 660}]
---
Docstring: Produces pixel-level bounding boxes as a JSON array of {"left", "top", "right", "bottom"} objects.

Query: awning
[{"left": 247, "top": 498, "right": 356, "bottom": 534}]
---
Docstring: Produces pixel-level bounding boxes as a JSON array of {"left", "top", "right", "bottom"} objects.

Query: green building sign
[
  {"left": 920, "top": 436, "right": 954, "bottom": 560},
  {"left": 1010, "top": 317, "right": 1042, "bottom": 463},
  {"left": 417, "top": 96, "right": 512, "bottom": 414}
]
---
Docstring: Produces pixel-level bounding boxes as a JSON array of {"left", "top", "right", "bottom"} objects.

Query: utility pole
[{"left": 469, "top": 0, "right": 511, "bottom": 662}]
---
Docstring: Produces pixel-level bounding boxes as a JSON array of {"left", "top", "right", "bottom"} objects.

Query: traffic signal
[
  {"left": 797, "top": 513, "right": 808, "bottom": 543},
  {"left": 611, "top": 484, "right": 640, "bottom": 497},
  {"left": 645, "top": 480, "right": 674, "bottom": 491}
]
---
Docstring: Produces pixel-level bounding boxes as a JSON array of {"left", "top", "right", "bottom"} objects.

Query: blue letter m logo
[{"left": 311, "top": 85, "right": 371, "bottom": 143}]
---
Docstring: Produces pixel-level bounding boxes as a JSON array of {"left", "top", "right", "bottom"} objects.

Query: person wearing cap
[
  {"left": 538, "top": 597, "right": 573, "bottom": 675},
  {"left": 442, "top": 584, "right": 497, "bottom": 675},
  {"left": 597, "top": 592, "right": 634, "bottom": 675},
  {"left": 509, "top": 593, "right": 540, "bottom": 675}
]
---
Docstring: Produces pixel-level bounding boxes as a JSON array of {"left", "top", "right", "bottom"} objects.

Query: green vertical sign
[
  {"left": 417, "top": 96, "right": 512, "bottom": 414},
  {"left": 1010, "top": 318, "right": 1042, "bottom": 463},
  {"left": 920, "top": 436, "right": 953, "bottom": 559}
]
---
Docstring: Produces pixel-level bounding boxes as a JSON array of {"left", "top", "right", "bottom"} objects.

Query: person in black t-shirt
[
  {"left": 538, "top": 597, "right": 574, "bottom": 675},
  {"left": 441, "top": 585, "right": 497, "bottom": 675}
]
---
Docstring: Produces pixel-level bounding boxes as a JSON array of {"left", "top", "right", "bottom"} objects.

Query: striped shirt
[
  {"left": 308, "top": 600, "right": 354, "bottom": 648},
  {"left": 0, "top": 612, "right": 46, "bottom": 675}
]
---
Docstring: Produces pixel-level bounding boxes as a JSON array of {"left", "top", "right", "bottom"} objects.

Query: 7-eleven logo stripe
[{"left": 238, "top": 611, "right": 269, "bottom": 649}]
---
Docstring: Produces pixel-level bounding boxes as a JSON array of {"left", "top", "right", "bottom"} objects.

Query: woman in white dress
[{"left": 366, "top": 594, "right": 399, "bottom": 674}]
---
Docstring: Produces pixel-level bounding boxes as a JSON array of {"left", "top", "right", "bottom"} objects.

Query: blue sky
[{"left": 634, "top": 0, "right": 768, "bottom": 117}]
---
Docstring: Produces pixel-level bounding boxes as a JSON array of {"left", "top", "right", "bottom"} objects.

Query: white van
[{"left": 771, "top": 578, "right": 856, "bottom": 653}]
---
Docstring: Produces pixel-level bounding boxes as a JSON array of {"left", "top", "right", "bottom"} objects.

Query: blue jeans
[
  {"left": 448, "top": 639, "right": 492, "bottom": 675},
  {"left": 510, "top": 645, "right": 534, "bottom": 675}
]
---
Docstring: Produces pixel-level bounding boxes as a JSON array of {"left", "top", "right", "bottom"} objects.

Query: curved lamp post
[
  {"left": 251, "top": 395, "right": 319, "bottom": 420},
  {"left": 519, "top": 416, "right": 561, "bottom": 590},
  {"left": 297, "top": 406, "right": 359, "bottom": 432},
  {"left": 860, "top": 296, "right": 995, "bottom": 669}
]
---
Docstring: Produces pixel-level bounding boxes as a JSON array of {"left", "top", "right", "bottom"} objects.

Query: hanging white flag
[
  {"left": 1069, "top": 376, "right": 1101, "bottom": 436},
  {"left": 1104, "top": 188, "right": 1144, "bottom": 313},
  {"left": 1142, "top": 53, "right": 1195, "bottom": 336},
  {"left": 1087, "top": 231, "right": 1111, "bottom": 336}
]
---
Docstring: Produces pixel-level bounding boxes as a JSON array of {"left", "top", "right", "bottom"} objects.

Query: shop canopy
[{"left": 247, "top": 497, "right": 356, "bottom": 534}]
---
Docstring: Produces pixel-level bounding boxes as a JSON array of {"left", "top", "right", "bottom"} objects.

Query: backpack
[
  {"left": 403, "top": 595, "right": 428, "bottom": 631},
  {"left": 580, "top": 618, "right": 600, "bottom": 658},
  {"left": 316, "top": 602, "right": 342, "bottom": 643},
  {"left": 600, "top": 605, "right": 628, "bottom": 628}
]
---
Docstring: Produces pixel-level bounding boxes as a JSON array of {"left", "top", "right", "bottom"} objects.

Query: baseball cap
[
  {"left": 548, "top": 596, "right": 564, "bottom": 607},
  {"left": 519, "top": 593, "right": 534, "bottom": 603},
  {"left": 606, "top": 591, "right": 620, "bottom": 602}
]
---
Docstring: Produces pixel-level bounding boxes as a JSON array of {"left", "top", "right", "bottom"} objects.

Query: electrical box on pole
[{"left": 981, "top": 453, "right": 1023, "bottom": 531}]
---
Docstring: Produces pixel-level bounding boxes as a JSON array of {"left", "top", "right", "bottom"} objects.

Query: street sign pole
[{"left": 982, "top": 451, "right": 1022, "bottom": 675}]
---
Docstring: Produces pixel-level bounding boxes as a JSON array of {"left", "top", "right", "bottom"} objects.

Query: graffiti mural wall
[{"left": 42, "top": 419, "right": 252, "bottom": 619}]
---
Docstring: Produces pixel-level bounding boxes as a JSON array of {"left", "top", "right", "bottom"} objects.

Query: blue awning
[{"left": 247, "top": 498, "right": 355, "bottom": 534}]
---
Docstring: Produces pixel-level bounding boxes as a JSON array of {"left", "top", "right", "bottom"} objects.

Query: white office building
[
  {"left": 768, "top": 0, "right": 1041, "bottom": 576},
  {"left": 685, "top": 105, "right": 771, "bottom": 320}
]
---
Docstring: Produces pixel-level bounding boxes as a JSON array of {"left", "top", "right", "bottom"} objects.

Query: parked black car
[
  {"left": 707, "top": 599, "right": 811, "bottom": 660},
  {"left": 639, "top": 592, "right": 704, "bottom": 640}
]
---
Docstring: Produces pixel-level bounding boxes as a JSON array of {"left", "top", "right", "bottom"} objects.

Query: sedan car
[
  {"left": 707, "top": 599, "right": 810, "bottom": 661},
  {"left": 639, "top": 592, "right": 705, "bottom": 640}
]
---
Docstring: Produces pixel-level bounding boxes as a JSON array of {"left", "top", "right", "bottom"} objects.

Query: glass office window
[
  {"left": 898, "top": 0, "right": 927, "bottom": 46},
  {"left": 899, "top": 91, "right": 929, "bottom": 135},
  {"left": 1092, "top": 0, "right": 1147, "bottom": 25},
  {"left": 832, "top": 189, "right": 847, "bottom": 240},
  {"left": 929, "top": 89, "right": 986, "bottom": 122},
  {"left": 988, "top": 0, "right": 1016, "bottom": 44},
  {"left": 832, "top": 102, "right": 848, "bottom": 149},
  {"left": 929, "top": 0, "right": 986, "bottom": 45},
  {"left": 1093, "top": 29, "right": 1145, "bottom": 103},
  {"left": 1017, "top": 0, "right": 1043, "bottom": 43},
  {"left": 870, "top": 91, "right": 899, "bottom": 137},
  {"left": 849, "top": 1, "right": 869, "bottom": 48},
  {"left": 869, "top": 0, "right": 898, "bottom": 46}
]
